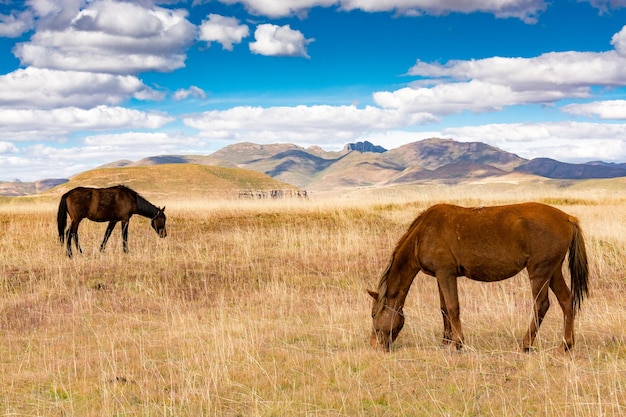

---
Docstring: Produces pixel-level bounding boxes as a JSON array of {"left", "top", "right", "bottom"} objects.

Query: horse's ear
[
  {"left": 161, "top": 206, "right": 166, "bottom": 212},
  {"left": 367, "top": 289, "right": 379, "bottom": 300}
]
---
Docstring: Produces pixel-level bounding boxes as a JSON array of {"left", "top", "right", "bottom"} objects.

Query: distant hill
[
  {"left": 385, "top": 138, "right": 525, "bottom": 171},
  {"left": 45, "top": 164, "right": 295, "bottom": 200},
  {"left": 100, "top": 155, "right": 232, "bottom": 168},
  {"left": 3, "top": 138, "right": 626, "bottom": 197},
  {"left": 209, "top": 138, "right": 626, "bottom": 189},
  {"left": 0, "top": 178, "right": 68, "bottom": 197},
  {"left": 515, "top": 158, "right": 626, "bottom": 179},
  {"left": 209, "top": 138, "right": 530, "bottom": 190}
]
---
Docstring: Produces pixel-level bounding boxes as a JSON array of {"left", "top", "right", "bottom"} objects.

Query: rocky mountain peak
[{"left": 342, "top": 141, "right": 387, "bottom": 153}]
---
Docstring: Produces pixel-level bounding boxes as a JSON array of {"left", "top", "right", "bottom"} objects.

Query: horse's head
[
  {"left": 151, "top": 207, "right": 167, "bottom": 238},
  {"left": 367, "top": 290, "right": 404, "bottom": 351}
]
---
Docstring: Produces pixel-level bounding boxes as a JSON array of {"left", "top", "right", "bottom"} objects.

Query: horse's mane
[
  {"left": 117, "top": 185, "right": 159, "bottom": 218},
  {"left": 374, "top": 210, "right": 427, "bottom": 313}
]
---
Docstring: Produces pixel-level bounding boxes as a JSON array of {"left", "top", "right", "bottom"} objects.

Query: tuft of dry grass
[{"left": 1, "top": 184, "right": 625, "bottom": 416}]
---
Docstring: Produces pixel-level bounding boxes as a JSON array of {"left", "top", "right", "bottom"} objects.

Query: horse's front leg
[
  {"left": 121, "top": 221, "right": 129, "bottom": 253},
  {"left": 438, "top": 282, "right": 453, "bottom": 345},
  {"left": 100, "top": 221, "right": 117, "bottom": 252},
  {"left": 522, "top": 275, "right": 551, "bottom": 352},
  {"left": 436, "top": 273, "right": 464, "bottom": 350}
]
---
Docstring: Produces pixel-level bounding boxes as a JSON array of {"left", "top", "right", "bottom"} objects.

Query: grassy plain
[{"left": 1, "top": 181, "right": 626, "bottom": 416}]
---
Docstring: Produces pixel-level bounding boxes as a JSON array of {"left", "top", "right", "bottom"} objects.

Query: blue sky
[{"left": 2, "top": 0, "right": 626, "bottom": 181}]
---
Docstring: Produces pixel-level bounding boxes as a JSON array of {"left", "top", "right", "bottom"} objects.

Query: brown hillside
[
  {"left": 390, "top": 161, "right": 506, "bottom": 184},
  {"left": 386, "top": 138, "right": 526, "bottom": 171},
  {"left": 211, "top": 142, "right": 305, "bottom": 165},
  {"left": 47, "top": 164, "right": 294, "bottom": 200},
  {"left": 310, "top": 152, "right": 403, "bottom": 190}
]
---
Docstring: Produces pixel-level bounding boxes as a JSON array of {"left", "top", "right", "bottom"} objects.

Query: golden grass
[{"left": 1, "top": 184, "right": 625, "bottom": 416}]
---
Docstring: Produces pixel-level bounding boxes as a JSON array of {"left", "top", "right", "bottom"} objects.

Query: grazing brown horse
[
  {"left": 368, "top": 202, "right": 589, "bottom": 352},
  {"left": 57, "top": 185, "right": 167, "bottom": 257}
]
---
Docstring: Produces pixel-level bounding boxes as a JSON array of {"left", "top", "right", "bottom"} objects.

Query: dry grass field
[{"left": 1, "top": 182, "right": 626, "bottom": 416}]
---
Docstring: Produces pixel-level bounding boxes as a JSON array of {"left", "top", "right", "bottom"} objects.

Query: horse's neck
[
  {"left": 384, "top": 254, "right": 420, "bottom": 308},
  {"left": 135, "top": 196, "right": 158, "bottom": 218}
]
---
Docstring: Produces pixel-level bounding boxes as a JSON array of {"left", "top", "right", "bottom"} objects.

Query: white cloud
[
  {"left": 0, "top": 106, "right": 174, "bottom": 141},
  {"left": 0, "top": 9, "right": 35, "bottom": 37},
  {"left": 371, "top": 28, "right": 626, "bottom": 117},
  {"left": 183, "top": 104, "right": 436, "bottom": 145},
  {"left": 198, "top": 14, "right": 249, "bottom": 51},
  {"left": 442, "top": 121, "right": 626, "bottom": 162},
  {"left": 408, "top": 51, "right": 626, "bottom": 90},
  {"left": 13, "top": 0, "right": 196, "bottom": 74},
  {"left": 611, "top": 25, "right": 626, "bottom": 56},
  {"left": 1, "top": 131, "right": 211, "bottom": 181},
  {"left": 374, "top": 80, "right": 585, "bottom": 115},
  {"left": 584, "top": 0, "right": 626, "bottom": 14},
  {"left": 562, "top": 100, "right": 626, "bottom": 119},
  {"left": 218, "top": 0, "right": 337, "bottom": 18},
  {"left": 218, "top": 0, "right": 547, "bottom": 21},
  {"left": 0, "top": 67, "right": 160, "bottom": 109},
  {"left": 249, "top": 24, "right": 314, "bottom": 58},
  {"left": 173, "top": 85, "right": 207, "bottom": 101},
  {"left": 339, "top": 0, "right": 547, "bottom": 22},
  {"left": 0, "top": 141, "right": 19, "bottom": 154}
]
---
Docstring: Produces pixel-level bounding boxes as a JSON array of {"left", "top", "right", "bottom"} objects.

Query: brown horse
[
  {"left": 57, "top": 185, "right": 167, "bottom": 257},
  {"left": 368, "top": 202, "right": 589, "bottom": 352}
]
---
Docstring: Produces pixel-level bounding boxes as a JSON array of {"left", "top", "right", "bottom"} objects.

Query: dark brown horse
[
  {"left": 368, "top": 202, "right": 589, "bottom": 352},
  {"left": 57, "top": 185, "right": 167, "bottom": 257}
]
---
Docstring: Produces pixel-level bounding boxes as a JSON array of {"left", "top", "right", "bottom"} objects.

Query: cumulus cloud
[
  {"left": 584, "top": 0, "right": 626, "bottom": 14},
  {"left": 562, "top": 100, "right": 626, "bottom": 119},
  {"left": 611, "top": 25, "right": 626, "bottom": 56},
  {"left": 442, "top": 121, "right": 626, "bottom": 162},
  {"left": 0, "top": 9, "right": 35, "bottom": 37},
  {"left": 173, "top": 85, "right": 207, "bottom": 101},
  {"left": 217, "top": 0, "right": 336, "bottom": 18},
  {"left": 249, "top": 24, "right": 313, "bottom": 58},
  {"left": 183, "top": 104, "right": 435, "bottom": 144},
  {"left": 12, "top": 0, "right": 196, "bottom": 74},
  {"left": 0, "top": 67, "right": 161, "bottom": 109},
  {"left": 198, "top": 14, "right": 249, "bottom": 51},
  {"left": 371, "top": 29, "right": 626, "bottom": 117},
  {"left": 218, "top": 0, "right": 547, "bottom": 22},
  {"left": 373, "top": 80, "right": 585, "bottom": 115},
  {"left": 339, "top": 0, "right": 547, "bottom": 22},
  {"left": 0, "top": 141, "right": 19, "bottom": 154},
  {"left": 408, "top": 51, "right": 626, "bottom": 90},
  {"left": 2, "top": 130, "right": 210, "bottom": 181},
  {"left": 0, "top": 106, "right": 174, "bottom": 141}
]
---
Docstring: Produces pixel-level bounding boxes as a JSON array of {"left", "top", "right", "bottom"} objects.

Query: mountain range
[{"left": 2, "top": 138, "right": 626, "bottom": 196}]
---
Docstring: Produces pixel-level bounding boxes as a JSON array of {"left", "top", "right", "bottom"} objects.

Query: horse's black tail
[
  {"left": 57, "top": 193, "right": 68, "bottom": 243},
  {"left": 569, "top": 218, "right": 589, "bottom": 313}
]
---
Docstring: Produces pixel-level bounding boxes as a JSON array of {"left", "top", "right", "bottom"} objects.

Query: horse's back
[
  {"left": 415, "top": 203, "right": 576, "bottom": 281},
  {"left": 64, "top": 186, "right": 136, "bottom": 222}
]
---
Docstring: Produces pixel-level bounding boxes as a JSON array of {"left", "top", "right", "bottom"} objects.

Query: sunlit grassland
[{"left": 1, "top": 183, "right": 625, "bottom": 416}]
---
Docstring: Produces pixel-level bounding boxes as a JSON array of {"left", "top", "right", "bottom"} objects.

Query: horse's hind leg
[
  {"left": 438, "top": 282, "right": 453, "bottom": 345},
  {"left": 100, "top": 221, "right": 117, "bottom": 252},
  {"left": 549, "top": 267, "right": 575, "bottom": 351},
  {"left": 522, "top": 275, "right": 551, "bottom": 351},
  {"left": 65, "top": 228, "right": 73, "bottom": 258},
  {"left": 66, "top": 219, "right": 83, "bottom": 257},
  {"left": 121, "top": 221, "right": 129, "bottom": 253}
]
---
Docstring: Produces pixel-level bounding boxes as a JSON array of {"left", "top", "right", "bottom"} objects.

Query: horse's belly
[{"left": 461, "top": 261, "right": 525, "bottom": 282}]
